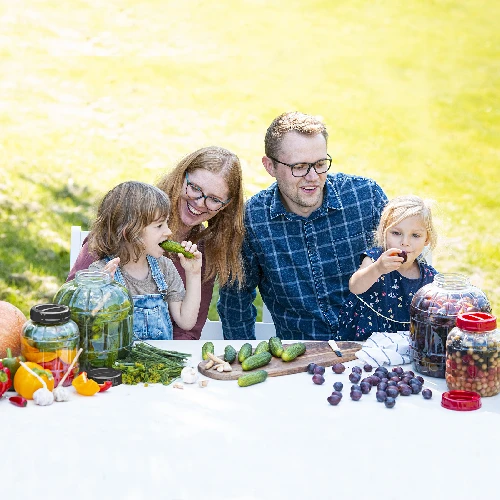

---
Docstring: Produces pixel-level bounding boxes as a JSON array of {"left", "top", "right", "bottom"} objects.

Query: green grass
[{"left": 1, "top": 0, "right": 499, "bottom": 319}]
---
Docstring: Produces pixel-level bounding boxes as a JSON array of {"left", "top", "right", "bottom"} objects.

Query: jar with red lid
[
  {"left": 409, "top": 273, "right": 491, "bottom": 378},
  {"left": 445, "top": 312, "right": 500, "bottom": 397}
]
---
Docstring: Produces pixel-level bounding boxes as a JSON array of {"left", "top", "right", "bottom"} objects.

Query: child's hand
[
  {"left": 376, "top": 248, "right": 406, "bottom": 274},
  {"left": 178, "top": 241, "right": 202, "bottom": 274},
  {"left": 102, "top": 257, "right": 120, "bottom": 279}
]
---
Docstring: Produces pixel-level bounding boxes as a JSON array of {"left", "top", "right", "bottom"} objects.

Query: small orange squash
[{"left": 0, "top": 301, "right": 26, "bottom": 358}]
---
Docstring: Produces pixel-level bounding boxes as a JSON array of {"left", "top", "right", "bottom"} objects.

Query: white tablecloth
[{"left": 2, "top": 340, "right": 499, "bottom": 500}]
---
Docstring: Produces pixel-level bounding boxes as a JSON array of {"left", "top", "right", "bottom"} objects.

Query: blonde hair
[
  {"left": 265, "top": 111, "right": 328, "bottom": 158},
  {"left": 88, "top": 181, "right": 171, "bottom": 265},
  {"left": 375, "top": 195, "right": 437, "bottom": 252},
  {"left": 156, "top": 146, "right": 245, "bottom": 287}
]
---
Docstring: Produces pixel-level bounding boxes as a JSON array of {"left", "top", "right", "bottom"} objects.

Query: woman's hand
[
  {"left": 178, "top": 241, "right": 202, "bottom": 274},
  {"left": 103, "top": 257, "right": 120, "bottom": 278}
]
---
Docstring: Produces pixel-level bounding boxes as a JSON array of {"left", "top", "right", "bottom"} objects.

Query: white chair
[
  {"left": 69, "top": 226, "right": 276, "bottom": 340},
  {"left": 70, "top": 226, "right": 90, "bottom": 270}
]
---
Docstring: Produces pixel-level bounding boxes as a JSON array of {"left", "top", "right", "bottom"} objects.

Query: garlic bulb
[
  {"left": 53, "top": 386, "right": 70, "bottom": 402},
  {"left": 180, "top": 366, "right": 199, "bottom": 384},
  {"left": 33, "top": 388, "right": 54, "bottom": 406}
]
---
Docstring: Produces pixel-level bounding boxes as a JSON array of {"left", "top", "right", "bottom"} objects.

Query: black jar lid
[
  {"left": 87, "top": 367, "right": 122, "bottom": 386},
  {"left": 30, "top": 304, "right": 71, "bottom": 324}
]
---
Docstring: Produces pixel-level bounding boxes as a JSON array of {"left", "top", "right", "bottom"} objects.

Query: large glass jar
[
  {"left": 446, "top": 312, "right": 500, "bottom": 397},
  {"left": 409, "top": 273, "right": 491, "bottom": 378},
  {"left": 21, "top": 304, "right": 80, "bottom": 387},
  {"left": 53, "top": 270, "right": 133, "bottom": 371}
]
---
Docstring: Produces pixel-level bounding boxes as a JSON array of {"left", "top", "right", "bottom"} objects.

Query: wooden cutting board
[{"left": 197, "top": 341, "right": 361, "bottom": 381}]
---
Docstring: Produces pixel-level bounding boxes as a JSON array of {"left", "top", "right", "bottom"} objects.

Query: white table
[{"left": 2, "top": 340, "right": 499, "bottom": 500}]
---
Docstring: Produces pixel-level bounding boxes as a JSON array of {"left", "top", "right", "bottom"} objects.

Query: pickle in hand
[{"left": 160, "top": 240, "right": 195, "bottom": 259}]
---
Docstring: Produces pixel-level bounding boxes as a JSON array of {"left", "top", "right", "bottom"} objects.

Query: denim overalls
[{"left": 106, "top": 255, "right": 173, "bottom": 340}]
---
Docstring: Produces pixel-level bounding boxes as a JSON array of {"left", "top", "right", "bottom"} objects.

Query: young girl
[
  {"left": 87, "top": 181, "right": 202, "bottom": 341},
  {"left": 337, "top": 195, "right": 438, "bottom": 341}
]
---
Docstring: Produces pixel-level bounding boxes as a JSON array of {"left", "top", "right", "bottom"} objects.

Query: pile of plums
[{"left": 308, "top": 362, "right": 433, "bottom": 409}]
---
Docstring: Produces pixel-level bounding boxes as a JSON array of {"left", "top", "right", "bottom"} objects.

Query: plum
[
  {"left": 360, "top": 381, "right": 371, "bottom": 394},
  {"left": 332, "top": 363, "right": 345, "bottom": 374},
  {"left": 399, "top": 250, "right": 407, "bottom": 263},
  {"left": 327, "top": 394, "right": 342, "bottom": 406},
  {"left": 422, "top": 388, "right": 433, "bottom": 400},
  {"left": 399, "top": 384, "right": 412, "bottom": 396},
  {"left": 332, "top": 390, "right": 343, "bottom": 399},
  {"left": 386, "top": 387, "right": 399, "bottom": 398},
  {"left": 349, "top": 372, "right": 361, "bottom": 384},
  {"left": 352, "top": 366, "right": 363, "bottom": 375},
  {"left": 350, "top": 390, "right": 362, "bottom": 401},
  {"left": 363, "top": 363, "right": 373, "bottom": 372},
  {"left": 333, "top": 381, "right": 343, "bottom": 392},
  {"left": 376, "top": 390, "right": 388, "bottom": 402},
  {"left": 307, "top": 363, "right": 317, "bottom": 374},
  {"left": 385, "top": 397, "right": 396, "bottom": 408},
  {"left": 312, "top": 374, "right": 325, "bottom": 385},
  {"left": 313, "top": 365, "right": 325, "bottom": 375}
]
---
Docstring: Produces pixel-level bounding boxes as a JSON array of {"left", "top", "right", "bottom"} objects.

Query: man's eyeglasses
[
  {"left": 185, "top": 173, "right": 231, "bottom": 212},
  {"left": 268, "top": 154, "right": 332, "bottom": 177}
]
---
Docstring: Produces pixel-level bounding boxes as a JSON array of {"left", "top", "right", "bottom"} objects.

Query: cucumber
[
  {"left": 237, "top": 370, "right": 268, "bottom": 387},
  {"left": 201, "top": 342, "right": 214, "bottom": 361},
  {"left": 281, "top": 342, "right": 307, "bottom": 362},
  {"left": 224, "top": 345, "right": 237, "bottom": 364},
  {"left": 254, "top": 341, "right": 270, "bottom": 355},
  {"left": 238, "top": 343, "right": 253, "bottom": 363},
  {"left": 269, "top": 337, "right": 284, "bottom": 358},
  {"left": 159, "top": 240, "right": 194, "bottom": 259},
  {"left": 241, "top": 351, "right": 272, "bottom": 371}
]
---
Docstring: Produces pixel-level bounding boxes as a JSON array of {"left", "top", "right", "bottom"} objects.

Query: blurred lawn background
[{"left": 1, "top": 0, "right": 499, "bottom": 319}]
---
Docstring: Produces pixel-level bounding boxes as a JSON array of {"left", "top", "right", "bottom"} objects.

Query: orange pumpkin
[
  {"left": 0, "top": 301, "right": 26, "bottom": 358},
  {"left": 13, "top": 361, "right": 54, "bottom": 399}
]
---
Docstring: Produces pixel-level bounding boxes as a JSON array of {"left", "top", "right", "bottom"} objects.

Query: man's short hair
[{"left": 264, "top": 111, "right": 328, "bottom": 158}]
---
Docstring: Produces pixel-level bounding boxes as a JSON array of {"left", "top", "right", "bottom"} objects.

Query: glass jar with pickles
[
  {"left": 21, "top": 304, "right": 80, "bottom": 386},
  {"left": 409, "top": 273, "right": 491, "bottom": 378},
  {"left": 53, "top": 270, "right": 133, "bottom": 371},
  {"left": 446, "top": 312, "right": 500, "bottom": 397}
]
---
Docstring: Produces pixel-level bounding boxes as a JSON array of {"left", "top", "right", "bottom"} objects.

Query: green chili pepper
[{"left": 1, "top": 348, "right": 25, "bottom": 383}]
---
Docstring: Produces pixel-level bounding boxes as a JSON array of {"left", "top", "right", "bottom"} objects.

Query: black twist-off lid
[{"left": 30, "top": 304, "right": 71, "bottom": 324}]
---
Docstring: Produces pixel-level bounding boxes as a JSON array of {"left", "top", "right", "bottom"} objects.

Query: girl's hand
[
  {"left": 178, "top": 241, "right": 202, "bottom": 274},
  {"left": 103, "top": 257, "right": 120, "bottom": 279},
  {"left": 376, "top": 248, "right": 405, "bottom": 274}
]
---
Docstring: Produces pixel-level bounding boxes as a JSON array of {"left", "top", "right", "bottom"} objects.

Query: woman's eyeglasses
[
  {"left": 185, "top": 173, "right": 231, "bottom": 211},
  {"left": 268, "top": 154, "right": 332, "bottom": 177}
]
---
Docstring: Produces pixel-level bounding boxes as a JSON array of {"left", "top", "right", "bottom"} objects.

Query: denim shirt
[{"left": 217, "top": 173, "right": 388, "bottom": 341}]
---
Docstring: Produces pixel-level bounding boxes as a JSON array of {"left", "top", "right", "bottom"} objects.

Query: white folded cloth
[{"left": 355, "top": 331, "right": 411, "bottom": 367}]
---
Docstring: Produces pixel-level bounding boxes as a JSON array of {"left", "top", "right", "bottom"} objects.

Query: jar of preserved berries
[
  {"left": 21, "top": 304, "right": 80, "bottom": 387},
  {"left": 446, "top": 313, "right": 499, "bottom": 397},
  {"left": 409, "top": 273, "right": 491, "bottom": 378},
  {"left": 53, "top": 270, "right": 133, "bottom": 371}
]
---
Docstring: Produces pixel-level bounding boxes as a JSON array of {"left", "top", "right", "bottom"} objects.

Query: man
[{"left": 217, "top": 112, "right": 388, "bottom": 340}]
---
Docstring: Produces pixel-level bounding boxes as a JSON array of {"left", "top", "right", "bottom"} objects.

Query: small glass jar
[
  {"left": 21, "top": 304, "right": 80, "bottom": 386},
  {"left": 409, "top": 273, "right": 491, "bottom": 378},
  {"left": 53, "top": 270, "right": 133, "bottom": 371},
  {"left": 446, "top": 312, "right": 500, "bottom": 397}
]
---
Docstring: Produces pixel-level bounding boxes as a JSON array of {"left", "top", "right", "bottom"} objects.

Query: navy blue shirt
[
  {"left": 337, "top": 247, "right": 437, "bottom": 341},
  {"left": 217, "top": 173, "right": 388, "bottom": 340}
]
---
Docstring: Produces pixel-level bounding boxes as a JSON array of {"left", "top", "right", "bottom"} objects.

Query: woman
[{"left": 68, "top": 146, "right": 245, "bottom": 340}]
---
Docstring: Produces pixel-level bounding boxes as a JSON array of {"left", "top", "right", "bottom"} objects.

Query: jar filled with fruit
[
  {"left": 21, "top": 304, "right": 80, "bottom": 387},
  {"left": 53, "top": 270, "right": 133, "bottom": 371},
  {"left": 409, "top": 273, "right": 491, "bottom": 378},
  {"left": 446, "top": 312, "right": 499, "bottom": 396}
]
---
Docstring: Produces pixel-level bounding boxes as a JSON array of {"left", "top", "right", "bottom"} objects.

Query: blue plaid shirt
[{"left": 217, "top": 173, "right": 388, "bottom": 341}]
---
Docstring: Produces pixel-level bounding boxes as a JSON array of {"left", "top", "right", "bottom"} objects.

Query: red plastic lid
[
  {"left": 456, "top": 312, "right": 496, "bottom": 332},
  {"left": 441, "top": 390, "right": 481, "bottom": 411}
]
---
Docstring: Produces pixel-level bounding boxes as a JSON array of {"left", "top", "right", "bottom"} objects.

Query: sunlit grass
[{"left": 1, "top": 0, "right": 499, "bottom": 319}]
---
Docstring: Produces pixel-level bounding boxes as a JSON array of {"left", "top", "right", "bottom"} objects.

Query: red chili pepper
[
  {"left": 0, "top": 361, "right": 12, "bottom": 397},
  {"left": 9, "top": 396, "right": 27, "bottom": 407},
  {"left": 98, "top": 381, "right": 113, "bottom": 392}
]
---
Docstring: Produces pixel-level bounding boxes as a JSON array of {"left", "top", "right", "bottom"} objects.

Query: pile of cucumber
[{"left": 201, "top": 338, "right": 306, "bottom": 387}]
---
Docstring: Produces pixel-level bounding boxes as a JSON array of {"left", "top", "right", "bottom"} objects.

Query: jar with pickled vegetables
[
  {"left": 446, "top": 312, "right": 500, "bottom": 397},
  {"left": 409, "top": 273, "right": 491, "bottom": 378},
  {"left": 53, "top": 270, "right": 133, "bottom": 371},
  {"left": 21, "top": 304, "right": 80, "bottom": 386}
]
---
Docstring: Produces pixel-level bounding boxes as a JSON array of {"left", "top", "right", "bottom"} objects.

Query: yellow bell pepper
[
  {"left": 72, "top": 372, "right": 100, "bottom": 396},
  {"left": 13, "top": 361, "right": 54, "bottom": 400}
]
